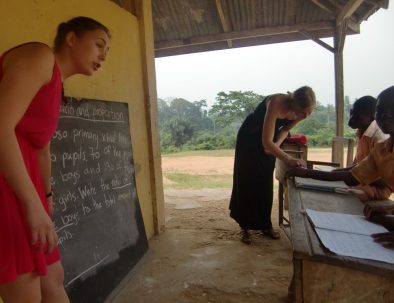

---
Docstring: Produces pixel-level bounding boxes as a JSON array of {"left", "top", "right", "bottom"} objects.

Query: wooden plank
[
  {"left": 293, "top": 259, "right": 304, "bottom": 303},
  {"left": 215, "top": 0, "right": 231, "bottom": 32},
  {"left": 365, "top": 0, "right": 389, "bottom": 8},
  {"left": 303, "top": 260, "right": 394, "bottom": 302},
  {"left": 155, "top": 21, "right": 334, "bottom": 50},
  {"left": 310, "top": 0, "right": 337, "bottom": 15},
  {"left": 334, "top": 23, "right": 345, "bottom": 143},
  {"left": 337, "top": 0, "right": 364, "bottom": 24},
  {"left": 154, "top": 28, "right": 360, "bottom": 57},
  {"left": 284, "top": 0, "right": 296, "bottom": 25},
  {"left": 299, "top": 30, "right": 335, "bottom": 53},
  {"left": 134, "top": 0, "right": 166, "bottom": 234},
  {"left": 288, "top": 179, "right": 314, "bottom": 257},
  {"left": 347, "top": 19, "right": 360, "bottom": 33},
  {"left": 326, "top": 0, "right": 342, "bottom": 9},
  {"left": 287, "top": 180, "right": 394, "bottom": 278},
  {"left": 214, "top": 0, "right": 232, "bottom": 48},
  {"left": 279, "top": 183, "right": 284, "bottom": 226}
]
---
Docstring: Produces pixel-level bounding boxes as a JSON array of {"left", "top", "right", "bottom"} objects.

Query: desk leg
[
  {"left": 279, "top": 182, "right": 284, "bottom": 226},
  {"left": 293, "top": 259, "right": 303, "bottom": 303}
]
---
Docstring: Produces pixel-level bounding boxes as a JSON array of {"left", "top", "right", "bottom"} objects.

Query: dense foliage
[{"left": 158, "top": 93, "right": 355, "bottom": 153}]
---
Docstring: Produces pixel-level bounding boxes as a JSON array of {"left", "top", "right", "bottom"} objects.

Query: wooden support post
[
  {"left": 134, "top": 0, "right": 166, "bottom": 235},
  {"left": 333, "top": 21, "right": 346, "bottom": 167}
]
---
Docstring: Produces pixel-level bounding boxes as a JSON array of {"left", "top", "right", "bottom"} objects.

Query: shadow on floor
[{"left": 113, "top": 189, "right": 293, "bottom": 303}]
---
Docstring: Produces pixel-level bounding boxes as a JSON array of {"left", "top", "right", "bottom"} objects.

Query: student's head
[
  {"left": 376, "top": 86, "right": 394, "bottom": 135},
  {"left": 54, "top": 16, "right": 111, "bottom": 75},
  {"left": 348, "top": 96, "right": 377, "bottom": 130},
  {"left": 287, "top": 86, "right": 316, "bottom": 120}
]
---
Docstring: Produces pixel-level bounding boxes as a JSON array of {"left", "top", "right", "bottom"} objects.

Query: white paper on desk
[
  {"left": 306, "top": 209, "right": 387, "bottom": 236},
  {"left": 314, "top": 165, "right": 336, "bottom": 172},
  {"left": 315, "top": 229, "right": 394, "bottom": 264},
  {"left": 306, "top": 209, "right": 394, "bottom": 264},
  {"left": 294, "top": 177, "right": 348, "bottom": 191}
]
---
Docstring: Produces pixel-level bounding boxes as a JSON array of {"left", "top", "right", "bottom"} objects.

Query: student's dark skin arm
[
  {"left": 372, "top": 232, "right": 394, "bottom": 249},
  {"left": 366, "top": 213, "right": 394, "bottom": 249},
  {"left": 286, "top": 167, "right": 360, "bottom": 186}
]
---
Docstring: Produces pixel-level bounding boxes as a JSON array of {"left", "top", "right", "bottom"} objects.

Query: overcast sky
[{"left": 155, "top": 4, "right": 394, "bottom": 107}]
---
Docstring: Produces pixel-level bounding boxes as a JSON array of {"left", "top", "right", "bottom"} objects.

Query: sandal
[
  {"left": 262, "top": 228, "right": 281, "bottom": 240},
  {"left": 240, "top": 229, "right": 252, "bottom": 244}
]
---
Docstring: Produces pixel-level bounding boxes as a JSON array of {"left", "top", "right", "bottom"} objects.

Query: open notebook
[
  {"left": 294, "top": 177, "right": 363, "bottom": 195},
  {"left": 305, "top": 209, "right": 394, "bottom": 264}
]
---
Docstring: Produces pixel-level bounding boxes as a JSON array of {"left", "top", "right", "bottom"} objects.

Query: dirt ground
[{"left": 114, "top": 149, "right": 332, "bottom": 303}]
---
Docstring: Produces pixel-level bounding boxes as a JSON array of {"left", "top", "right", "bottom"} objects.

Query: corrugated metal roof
[{"left": 111, "top": 0, "right": 389, "bottom": 57}]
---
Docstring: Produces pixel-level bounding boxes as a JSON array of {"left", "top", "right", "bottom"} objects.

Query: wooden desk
[{"left": 287, "top": 180, "right": 394, "bottom": 303}]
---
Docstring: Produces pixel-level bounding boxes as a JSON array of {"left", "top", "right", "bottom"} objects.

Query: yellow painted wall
[{"left": 0, "top": 0, "right": 161, "bottom": 244}]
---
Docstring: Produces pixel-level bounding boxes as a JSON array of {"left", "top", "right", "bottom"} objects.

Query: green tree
[
  {"left": 161, "top": 97, "right": 214, "bottom": 131},
  {"left": 209, "top": 91, "right": 263, "bottom": 127},
  {"left": 292, "top": 118, "right": 324, "bottom": 136},
  {"left": 157, "top": 98, "right": 172, "bottom": 127},
  {"left": 165, "top": 117, "right": 194, "bottom": 147}
]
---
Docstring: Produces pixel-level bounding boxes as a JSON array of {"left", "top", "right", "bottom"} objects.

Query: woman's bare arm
[
  {"left": 273, "top": 119, "right": 300, "bottom": 148},
  {"left": 262, "top": 96, "right": 305, "bottom": 167},
  {"left": 0, "top": 43, "right": 57, "bottom": 252}
]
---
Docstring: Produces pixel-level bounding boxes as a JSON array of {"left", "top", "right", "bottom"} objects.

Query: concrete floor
[{"left": 112, "top": 189, "right": 293, "bottom": 303}]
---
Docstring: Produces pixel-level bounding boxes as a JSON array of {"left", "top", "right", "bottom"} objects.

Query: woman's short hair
[{"left": 54, "top": 16, "right": 110, "bottom": 51}]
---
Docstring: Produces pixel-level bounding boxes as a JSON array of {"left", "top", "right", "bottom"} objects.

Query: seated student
[
  {"left": 349, "top": 96, "right": 388, "bottom": 163},
  {"left": 347, "top": 96, "right": 390, "bottom": 200},
  {"left": 286, "top": 86, "right": 394, "bottom": 203}
]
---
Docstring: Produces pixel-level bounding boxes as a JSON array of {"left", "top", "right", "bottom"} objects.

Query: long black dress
[{"left": 229, "top": 97, "right": 292, "bottom": 230}]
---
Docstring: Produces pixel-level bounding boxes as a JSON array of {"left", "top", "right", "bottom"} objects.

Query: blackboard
[{"left": 50, "top": 98, "right": 148, "bottom": 303}]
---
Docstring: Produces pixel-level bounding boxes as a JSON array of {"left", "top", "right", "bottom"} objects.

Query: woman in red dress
[{"left": 0, "top": 17, "right": 110, "bottom": 302}]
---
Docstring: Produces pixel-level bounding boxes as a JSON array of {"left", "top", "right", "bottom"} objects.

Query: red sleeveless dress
[{"left": 0, "top": 44, "right": 62, "bottom": 283}]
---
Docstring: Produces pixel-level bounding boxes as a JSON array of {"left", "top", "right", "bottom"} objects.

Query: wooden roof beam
[
  {"left": 334, "top": 19, "right": 348, "bottom": 53},
  {"left": 299, "top": 30, "right": 335, "bottom": 53},
  {"left": 310, "top": 0, "right": 337, "bottom": 15},
  {"left": 357, "top": 0, "right": 389, "bottom": 22},
  {"left": 326, "top": 0, "right": 342, "bottom": 10},
  {"left": 347, "top": 19, "right": 360, "bottom": 33},
  {"left": 364, "top": 0, "right": 389, "bottom": 8},
  {"left": 156, "top": 21, "right": 334, "bottom": 50},
  {"left": 337, "top": 0, "right": 364, "bottom": 24},
  {"left": 284, "top": 0, "right": 297, "bottom": 25},
  {"left": 215, "top": 0, "right": 233, "bottom": 48}
]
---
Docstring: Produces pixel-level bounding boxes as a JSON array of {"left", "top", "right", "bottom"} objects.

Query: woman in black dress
[{"left": 229, "top": 86, "right": 316, "bottom": 243}]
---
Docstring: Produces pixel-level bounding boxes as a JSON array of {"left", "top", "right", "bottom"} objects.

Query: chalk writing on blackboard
[{"left": 51, "top": 98, "right": 148, "bottom": 303}]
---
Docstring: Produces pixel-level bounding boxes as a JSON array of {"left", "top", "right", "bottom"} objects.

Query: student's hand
[
  {"left": 287, "top": 157, "right": 306, "bottom": 168},
  {"left": 371, "top": 232, "right": 394, "bottom": 249},
  {"left": 354, "top": 185, "right": 377, "bottom": 202},
  {"left": 354, "top": 191, "right": 369, "bottom": 202},
  {"left": 25, "top": 203, "right": 58, "bottom": 254},
  {"left": 363, "top": 204, "right": 392, "bottom": 219}
]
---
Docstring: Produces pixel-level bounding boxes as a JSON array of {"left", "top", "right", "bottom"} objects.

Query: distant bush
[
  {"left": 183, "top": 131, "right": 236, "bottom": 151},
  {"left": 158, "top": 92, "right": 358, "bottom": 152}
]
